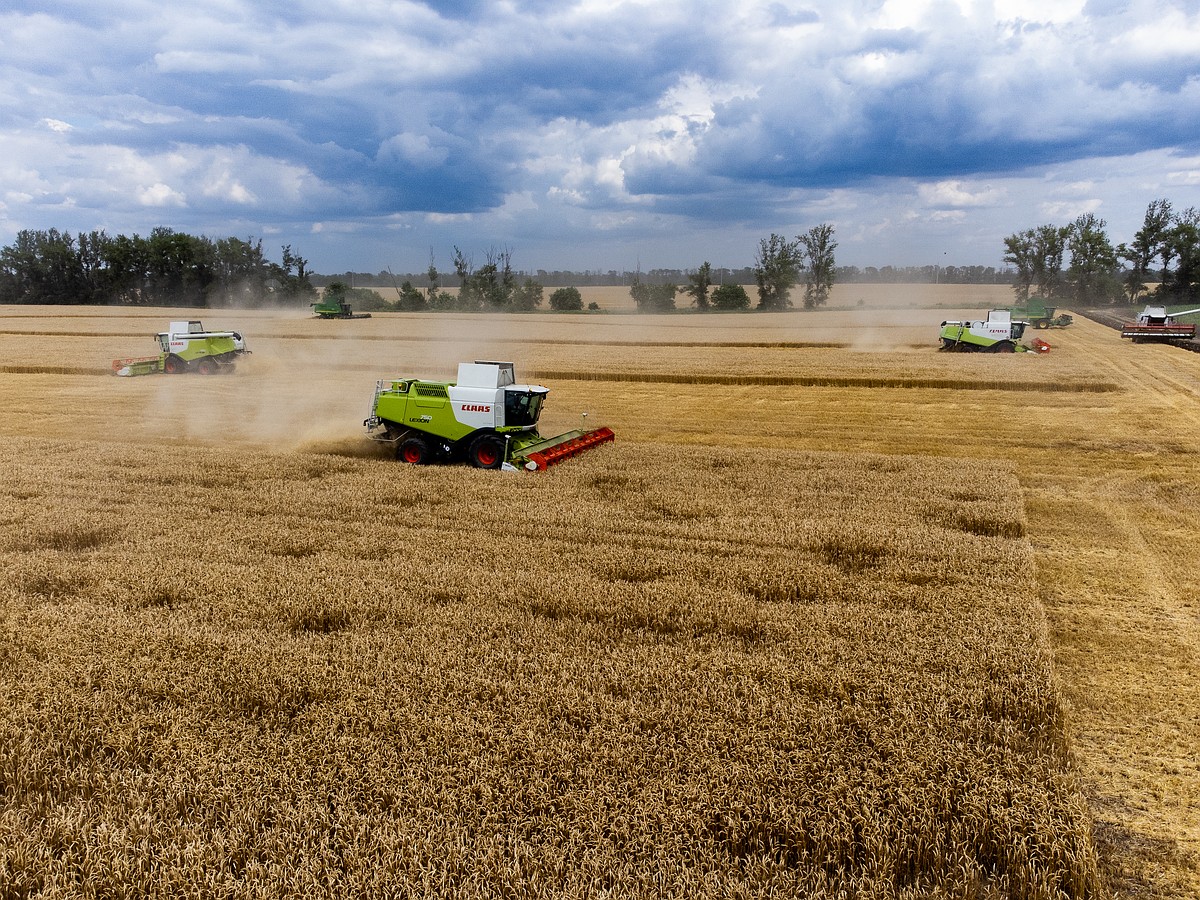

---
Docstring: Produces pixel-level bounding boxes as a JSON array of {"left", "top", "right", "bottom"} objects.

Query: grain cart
[
  {"left": 364, "top": 360, "right": 614, "bottom": 470},
  {"left": 112, "top": 321, "right": 250, "bottom": 375},
  {"left": 939, "top": 309, "right": 1033, "bottom": 352},
  {"left": 1120, "top": 305, "right": 1200, "bottom": 342}
]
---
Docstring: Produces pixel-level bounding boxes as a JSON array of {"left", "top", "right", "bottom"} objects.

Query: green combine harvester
[
  {"left": 939, "top": 310, "right": 1050, "bottom": 353},
  {"left": 1008, "top": 296, "right": 1073, "bottom": 329},
  {"left": 311, "top": 296, "right": 371, "bottom": 319},
  {"left": 364, "top": 361, "right": 615, "bottom": 470},
  {"left": 112, "top": 321, "right": 250, "bottom": 375}
]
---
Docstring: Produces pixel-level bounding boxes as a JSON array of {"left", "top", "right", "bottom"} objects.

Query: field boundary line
[
  {"left": 0, "top": 328, "right": 931, "bottom": 350},
  {"left": 0, "top": 364, "right": 111, "bottom": 376},
  {"left": 0, "top": 363, "right": 1119, "bottom": 393},
  {"left": 526, "top": 369, "right": 1121, "bottom": 393}
]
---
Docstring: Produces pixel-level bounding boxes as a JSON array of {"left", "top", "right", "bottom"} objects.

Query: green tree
[
  {"left": 272, "top": 244, "right": 316, "bottom": 304},
  {"left": 471, "top": 247, "right": 514, "bottom": 308},
  {"left": 396, "top": 280, "right": 427, "bottom": 311},
  {"left": 798, "top": 224, "right": 836, "bottom": 309},
  {"left": 630, "top": 276, "right": 677, "bottom": 311},
  {"left": 426, "top": 250, "right": 441, "bottom": 306},
  {"left": 145, "top": 228, "right": 212, "bottom": 307},
  {"left": 680, "top": 261, "right": 712, "bottom": 310},
  {"left": 452, "top": 246, "right": 477, "bottom": 310},
  {"left": 1119, "top": 199, "right": 1172, "bottom": 301},
  {"left": 1161, "top": 207, "right": 1200, "bottom": 303},
  {"left": 1067, "top": 214, "right": 1122, "bottom": 305},
  {"left": 211, "top": 237, "right": 269, "bottom": 306},
  {"left": 548, "top": 286, "right": 583, "bottom": 310},
  {"left": 1003, "top": 225, "right": 1068, "bottom": 302},
  {"left": 511, "top": 278, "right": 544, "bottom": 310},
  {"left": 0, "top": 228, "right": 313, "bottom": 308},
  {"left": 711, "top": 283, "right": 750, "bottom": 310},
  {"left": 1003, "top": 229, "right": 1037, "bottom": 302},
  {"left": 322, "top": 281, "right": 350, "bottom": 305},
  {"left": 1032, "top": 225, "right": 1069, "bottom": 298},
  {"left": 754, "top": 233, "right": 801, "bottom": 310}
]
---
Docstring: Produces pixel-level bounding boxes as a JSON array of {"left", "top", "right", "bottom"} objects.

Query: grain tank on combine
[
  {"left": 364, "top": 361, "right": 614, "bottom": 470},
  {"left": 939, "top": 309, "right": 1047, "bottom": 352},
  {"left": 112, "top": 321, "right": 250, "bottom": 375}
]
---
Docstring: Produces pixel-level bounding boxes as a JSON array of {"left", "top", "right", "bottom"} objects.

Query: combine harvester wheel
[
  {"left": 398, "top": 436, "right": 431, "bottom": 465},
  {"left": 469, "top": 435, "right": 505, "bottom": 469}
]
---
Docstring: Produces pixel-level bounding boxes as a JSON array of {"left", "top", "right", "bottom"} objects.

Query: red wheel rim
[{"left": 476, "top": 445, "right": 498, "bottom": 466}]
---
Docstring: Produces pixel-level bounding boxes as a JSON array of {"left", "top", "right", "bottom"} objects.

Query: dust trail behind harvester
[{"left": 136, "top": 316, "right": 518, "bottom": 458}]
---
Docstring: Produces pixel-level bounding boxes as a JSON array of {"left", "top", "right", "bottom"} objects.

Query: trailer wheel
[
  {"left": 398, "top": 436, "right": 431, "bottom": 465},
  {"left": 1035, "top": 319, "right": 1050, "bottom": 329},
  {"left": 163, "top": 355, "right": 186, "bottom": 374},
  {"left": 196, "top": 358, "right": 218, "bottom": 375},
  {"left": 468, "top": 434, "right": 504, "bottom": 469}
]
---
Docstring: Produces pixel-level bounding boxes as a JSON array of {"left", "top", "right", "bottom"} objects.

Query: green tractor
[{"left": 364, "top": 361, "right": 614, "bottom": 470}]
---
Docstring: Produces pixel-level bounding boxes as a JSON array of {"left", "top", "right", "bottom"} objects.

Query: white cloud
[
  {"left": 993, "top": 0, "right": 1086, "bottom": 23},
  {"left": 378, "top": 133, "right": 449, "bottom": 167},
  {"left": 919, "top": 181, "right": 1004, "bottom": 208},
  {"left": 0, "top": 0, "right": 1198, "bottom": 273},
  {"left": 138, "top": 182, "right": 186, "bottom": 207}
]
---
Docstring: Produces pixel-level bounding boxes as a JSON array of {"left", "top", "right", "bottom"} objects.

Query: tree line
[
  {"left": 0, "top": 228, "right": 315, "bottom": 307},
  {"left": 6, "top": 204, "right": 1197, "bottom": 311},
  {"left": 316, "top": 263, "right": 1004, "bottom": 289},
  {"left": 1004, "top": 199, "right": 1199, "bottom": 305}
]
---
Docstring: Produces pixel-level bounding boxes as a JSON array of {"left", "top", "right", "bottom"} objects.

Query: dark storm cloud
[{"left": 1, "top": 0, "right": 1198, "bottom": 271}]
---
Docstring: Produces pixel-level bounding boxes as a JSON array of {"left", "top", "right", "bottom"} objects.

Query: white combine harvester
[{"left": 1120, "top": 305, "right": 1200, "bottom": 342}]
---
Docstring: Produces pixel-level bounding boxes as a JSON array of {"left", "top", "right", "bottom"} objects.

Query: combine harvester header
[
  {"left": 364, "top": 360, "right": 614, "bottom": 471},
  {"left": 112, "top": 321, "right": 250, "bottom": 376},
  {"left": 1120, "top": 305, "right": 1200, "bottom": 342}
]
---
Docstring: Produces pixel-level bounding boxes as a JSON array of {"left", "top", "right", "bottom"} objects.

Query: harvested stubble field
[{"left": 1, "top": 296, "right": 1198, "bottom": 898}]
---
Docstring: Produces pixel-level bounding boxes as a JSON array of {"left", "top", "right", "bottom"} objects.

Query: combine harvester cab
[
  {"left": 939, "top": 309, "right": 1034, "bottom": 353},
  {"left": 364, "top": 360, "right": 614, "bottom": 471},
  {"left": 112, "top": 321, "right": 250, "bottom": 376},
  {"left": 1120, "top": 305, "right": 1200, "bottom": 342}
]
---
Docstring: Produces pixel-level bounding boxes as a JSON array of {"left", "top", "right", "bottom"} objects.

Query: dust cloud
[{"left": 135, "top": 313, "right": 533, "bottom": 458}]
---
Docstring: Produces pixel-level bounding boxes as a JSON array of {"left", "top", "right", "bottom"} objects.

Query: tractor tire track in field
[
  {"left": 1023, "top": 314, "right": 1200, "bottom": 896},
  {"left": 0, "top": 361, "right": 1120, "bottom": 393},
  {"left": 1084, "top": 326, "right": 1200, "bottom": 436},
  {"left": 0, "top": 364, "right": 111, "bottom": 376},
  {"left": 0, "top": 327, "right": 919, "bottom": 351}
]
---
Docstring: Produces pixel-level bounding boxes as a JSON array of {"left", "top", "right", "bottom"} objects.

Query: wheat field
[{"left": 1, "top": 293, "right": 1198, "bottom": 897}]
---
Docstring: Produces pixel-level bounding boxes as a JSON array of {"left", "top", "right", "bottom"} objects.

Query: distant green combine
[{"left": 1008, "top": 296, "right": 1072, "bottom": 329}]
